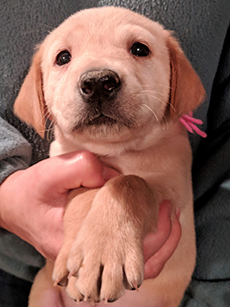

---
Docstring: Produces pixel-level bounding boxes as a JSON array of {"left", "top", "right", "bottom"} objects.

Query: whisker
[
  {"left": 133, "top": 90, "right": 177, "bottom": 114},
  {"left": 132, "top": 92, "right": 166, "bottom": 104},
  {"left": 141, "top": 84, "right": 172, "bottom": 90},
  {"left": 161, "top": 114, "right": 169, "bottom": 131},
  {"left": 36, "top": 108, "right": 55, "bottom": 141},
  {"left": 167, "top": 101, "right": 176, "bottom": 113},
  {"left": 138, "top": 90, "right": 166, "bottom": 97},
  {"left": 45, "top": 119, "right": 54, "bottom": 142},
  {"left": 141, "top": 104, "right": 159, "bottom": 122}
]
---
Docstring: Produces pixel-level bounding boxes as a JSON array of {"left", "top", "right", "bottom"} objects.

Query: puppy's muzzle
[{"left": 79, "top": 69, "right": 121, "bottom": 103}]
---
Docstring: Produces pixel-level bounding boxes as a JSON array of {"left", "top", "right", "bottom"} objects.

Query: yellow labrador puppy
[{"left": 14, "top": 6, "right": 205, "bottom": 307}]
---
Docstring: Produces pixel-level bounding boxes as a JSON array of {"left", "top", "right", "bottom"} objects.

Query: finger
[
  {"left": 143, "top": 200, "right": 172, "bottom": 262},
  {"left": 144, "top": 212, "right": 181, "bottom": 279},
  {"left": 34, "top": 151, "right": 119, "bottom": 195},
  {"left": 59, "top": 151, "right": 119, "bottom": 189}
]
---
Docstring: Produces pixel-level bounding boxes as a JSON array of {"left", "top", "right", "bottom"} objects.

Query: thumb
[{"left": 33, "top": 151, "right": 119, "bottom": 196}]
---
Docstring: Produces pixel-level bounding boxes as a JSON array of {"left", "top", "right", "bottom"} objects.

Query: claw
[
  {"left": 104, "top": 297, "right": 118, "bottom": 304},
  {"left": 131, "top": 281, "right": 140, "bottom": 291},
  {"left": 54, "top": 274, "right": 69, "bottom": 287}
]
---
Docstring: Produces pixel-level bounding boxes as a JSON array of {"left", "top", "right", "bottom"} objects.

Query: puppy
[{"left": 14, "top": 6, "right": 205, "bottom": 307}]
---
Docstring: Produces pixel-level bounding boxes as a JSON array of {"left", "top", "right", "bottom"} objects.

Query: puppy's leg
[
  {"left": 66, "top": 175, "right": 158, "bottom": 303},
  {"left": 52, "top": 188, "right": 99, "bottom": 299}
]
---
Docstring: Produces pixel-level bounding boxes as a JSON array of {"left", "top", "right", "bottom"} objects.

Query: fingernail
[{"left": 56, "top": 275, "right": 68, "bottom": 287}]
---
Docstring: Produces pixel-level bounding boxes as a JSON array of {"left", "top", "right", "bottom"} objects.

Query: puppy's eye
[
  {"left": 130, "top": 42, "right": 149, "bottom": 57},
  {"left": 56, "top": 50, "right": 71, "bottom": 66}
]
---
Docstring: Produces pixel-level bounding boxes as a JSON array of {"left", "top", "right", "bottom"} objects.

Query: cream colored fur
[{"left": 14, "top": 7, "right": 205, "bottom": 307}]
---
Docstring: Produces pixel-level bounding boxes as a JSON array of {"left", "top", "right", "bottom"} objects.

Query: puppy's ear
[
  {"left": 14, "top": 45, "right": 47, "bottom": 137},
  {"left": 165, "top": 33, "right": 205, "bottom": 120}
]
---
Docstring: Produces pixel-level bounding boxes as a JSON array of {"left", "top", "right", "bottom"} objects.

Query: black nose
[{"left": 79, "top": 69, "right": 121, "bottom": 102}]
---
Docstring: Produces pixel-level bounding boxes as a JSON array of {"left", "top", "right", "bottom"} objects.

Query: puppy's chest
[
  {"left": 50, "top": 135, "right": 157, "bottom": 176},
  {"left": 99, "top": 152, "right": 157, "bottom": 178}
]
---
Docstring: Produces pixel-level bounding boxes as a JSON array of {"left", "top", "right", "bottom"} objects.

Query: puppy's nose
[{"left": 79, "top": 69, "right": 121, "bottom": 102}]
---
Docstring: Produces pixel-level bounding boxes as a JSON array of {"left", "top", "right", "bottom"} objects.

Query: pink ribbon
[{"left": 179, "top": 112, "right": 207, "bottom": 138}]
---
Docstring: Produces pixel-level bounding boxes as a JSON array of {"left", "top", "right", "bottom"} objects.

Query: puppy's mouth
[
  {"left": 72, "top": 107, "right": 134, "bottom": 133},
  {"left": 86, "top": 114, "right": 118, "bottom": 126},
  {"left": 73, "top": 114, "right": 121, "bottom": 132}
]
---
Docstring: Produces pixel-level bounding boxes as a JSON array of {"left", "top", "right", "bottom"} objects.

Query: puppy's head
[{"left": 14, "top": 7, "right": 205, "bottom": 149}]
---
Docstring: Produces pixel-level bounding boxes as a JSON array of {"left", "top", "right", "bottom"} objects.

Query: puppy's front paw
[
  {"left": 67, "top": 231, "right": 144, "bottom": 303},
  {"left": 66, "top": 187, "right": 145, "bottom": 303}
]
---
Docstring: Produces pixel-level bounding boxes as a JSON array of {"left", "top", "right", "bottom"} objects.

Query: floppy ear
[
  {"left": 165, "top": 33, "right": 206, "bottom": 120},
  {"left": 14, "top": 45, "right": 47, "bottom": 137}
]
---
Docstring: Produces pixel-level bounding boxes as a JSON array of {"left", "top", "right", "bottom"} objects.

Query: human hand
[
  {"left": 0, "top": 151, "right": 180, "bottom": 274},
  {"left": 143, "top": 200, "right": 181, "bottom": 279},
  {"left": 0, "top": 151, "right": 118, "bottom": 262}
]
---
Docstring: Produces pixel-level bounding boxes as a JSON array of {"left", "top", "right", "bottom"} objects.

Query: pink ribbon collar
[{"left": 179, "top": 112, "right": 207, "bottom": 138}]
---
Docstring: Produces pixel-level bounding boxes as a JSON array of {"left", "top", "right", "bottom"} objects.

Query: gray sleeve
[{"left": 0, "top": 117, "right": 31, "bottom": 184}]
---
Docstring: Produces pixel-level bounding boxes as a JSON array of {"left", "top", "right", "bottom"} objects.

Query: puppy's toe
[
  {"left": 66, "top": 276, "right": 84, "bottom": 302},
  {"left": 100, "top": 262, "right": 125, "bottom": 302},
  {"left": 66, "top": 248, "right": 84, "bottom": 277},
  {"left": 123, "top": 250, "right": 144, "bottom": 290},
  {"left": 53, "top": 257, "right": 69, "bottom": 286},
  {"left": 75, "top": 257, "right": 102, "bottom": 302}
]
